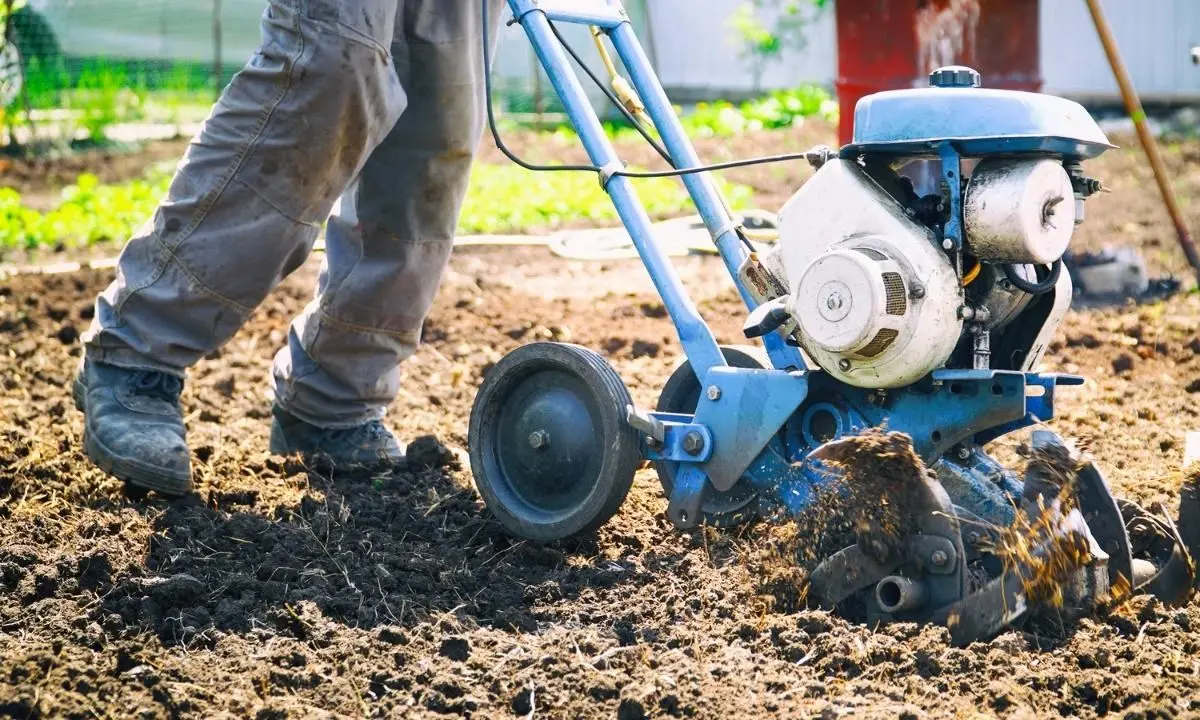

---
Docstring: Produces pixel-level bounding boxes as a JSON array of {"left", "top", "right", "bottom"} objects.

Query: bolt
[
  {"left": 957, "top": 446, "right": 971, "bottom": 461},
  {"left": 838, "top": 358, "right": 852, "bottom": 371},
  {"left": 705, "top": 385, "right": 722, "bottom": 402},
  {"left": 682, "top": 431, "right": 705, "bottom": 456},
  {"left": 528, "top": 430, "right": 550, "bottom": 450},
  {"left": 825, "top": 293, "right": 844, "bottom": 311},
  {"left": 942, "top": 239, "right": 954, "bottom": 250},
  {"left": 931, "top": 549, "right": 950, "bottom": 568},
  {"left": 910, "top": 284, "right": 926, "bottom": 300}
]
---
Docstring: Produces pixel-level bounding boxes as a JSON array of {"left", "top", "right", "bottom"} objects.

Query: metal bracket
[
  {"left": 642, "top": 417, "right": 714, "bottom": 463},
  {"left": 938, "top": 143, "right": 964, "bottom": 252},
  {"left": 516, "top": 0, "right": 630, "bottom": 28},
  {"left": 693, "top": 366, "right": 810, "bottom": 492},
  {"left": 597, "top": 160, "right": 625, "bottom": 189},
  {"left": 625, "top": 404, "right": 665, "bottom": 443}
]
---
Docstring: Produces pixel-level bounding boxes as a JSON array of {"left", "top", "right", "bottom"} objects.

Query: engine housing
[{"left": 777, "top": 158, "right": 962, "bottom": 389}]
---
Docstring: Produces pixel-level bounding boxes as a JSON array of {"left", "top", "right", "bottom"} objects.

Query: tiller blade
[{"left": 800, "top": 430, "right": 1197, "bottom": 646}]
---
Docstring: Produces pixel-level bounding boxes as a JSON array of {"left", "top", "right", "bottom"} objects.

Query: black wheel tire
[
  {"left": 654, "top": 345, "right": 767, "bottom": 528},
  {"left": 469, "top": 342, "right": 640, "bottom": 542}
]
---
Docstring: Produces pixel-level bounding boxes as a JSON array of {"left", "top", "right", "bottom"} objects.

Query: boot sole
[
  {"left": 73, "top": 375, "right": 193, "bottom": 497},
  {"left": 269, "top": 423, "right": 408, "bottom": 472}
]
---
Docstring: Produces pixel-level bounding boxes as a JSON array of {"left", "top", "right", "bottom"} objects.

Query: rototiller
[{"left": 467, "top": 0, "right": 1199, "bottom": 644}]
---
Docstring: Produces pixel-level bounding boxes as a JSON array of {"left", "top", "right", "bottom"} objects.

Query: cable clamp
[{"left": 598, "top": 161, "right": 625, "bottom": 189}]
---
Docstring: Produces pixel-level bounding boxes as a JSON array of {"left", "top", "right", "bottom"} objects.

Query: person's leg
[
  {"left": 269, "top": 1, "right": 504, "bottom": 462},
  {"left": 76, "top": 0, "right": 405, "bottom": 494}
]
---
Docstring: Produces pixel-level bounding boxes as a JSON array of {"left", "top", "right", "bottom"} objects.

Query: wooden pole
[{"left": 1083, "top": 0, "right": 1200, "bottom": 283}]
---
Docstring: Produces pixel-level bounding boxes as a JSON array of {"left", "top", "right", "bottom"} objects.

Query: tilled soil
[{"left": 2, "top": 126, "right": 1200, "bottom": 718}]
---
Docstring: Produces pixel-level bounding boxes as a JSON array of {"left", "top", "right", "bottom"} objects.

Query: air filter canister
[{"left": 964, "top": 158, "right": 1076, "bottom": 264}]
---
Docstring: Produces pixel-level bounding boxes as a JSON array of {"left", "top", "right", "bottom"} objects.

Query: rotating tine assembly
[{"left": 469, "top": 2, "right": 1200, "bottom": 645}]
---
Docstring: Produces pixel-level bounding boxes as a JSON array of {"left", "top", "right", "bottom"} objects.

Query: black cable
[
  {"left": 545, "top": 20, "right": 674, "bottom": 166},
  {"left": 1002, "top": 260, "right": 1061, "bottom": 295},
  {"left": 483, "top": 1, "right": 596, "bottom": 174},
  {"left": 482, "top": 1, "right": 822, "bottom": 181}
]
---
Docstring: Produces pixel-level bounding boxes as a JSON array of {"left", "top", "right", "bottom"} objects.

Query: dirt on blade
[{"left": 1, "top": 122, "right": 1200, "bottom": 718}]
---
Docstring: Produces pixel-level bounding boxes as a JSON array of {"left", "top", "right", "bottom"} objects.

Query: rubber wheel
[
  {"left": 654, "top": 345, "right": 767, "bottom": 528},
  {"left": 469, "top": 342, "right": 640, "bottom": 542}
]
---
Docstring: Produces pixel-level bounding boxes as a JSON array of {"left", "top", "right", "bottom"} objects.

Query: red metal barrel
[{"left": 835, "top": 0, "right": 1043, "bottom": 145}]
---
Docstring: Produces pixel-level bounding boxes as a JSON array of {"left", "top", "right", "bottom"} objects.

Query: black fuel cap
[{"left": 930, "top": 65, "right": 981, "bottom": 88}]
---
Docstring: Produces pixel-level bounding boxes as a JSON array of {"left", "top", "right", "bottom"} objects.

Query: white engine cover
[{"left": 775, "top": 159, "right": 963, "bottom": 389}]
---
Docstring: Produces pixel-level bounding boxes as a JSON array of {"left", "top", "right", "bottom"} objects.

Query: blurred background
[{"left": 0, "top": 0, "right": 1197, "bottom": 264}]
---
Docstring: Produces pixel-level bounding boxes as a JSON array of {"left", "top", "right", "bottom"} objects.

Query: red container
[{"left": 835, "top": 0, "right": 1043, "bottom": 145}]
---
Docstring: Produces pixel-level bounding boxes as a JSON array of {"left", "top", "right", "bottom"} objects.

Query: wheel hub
[{"left": 497, "top": 372, "right": 601, "bottom": 515}]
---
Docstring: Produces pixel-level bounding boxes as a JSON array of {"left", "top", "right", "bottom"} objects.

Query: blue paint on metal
[
  {"left": 691, "top": 366, "right": 809, "bottom": 493},
  {"left": 510, "top": 0, "right": 628, "bottom": 28},
  {"left": 642, "top": 418, "right": 713, "bottom": 463},
  {"left": 509, "top": 1, "right": 726, "bottom": 374},
  {"left": 607, "top": 22, "right": 806, "bottom": 373},
  {"left": 939, "top": 144, "right": 963, "bottom": 251},
  {"left": 973, "top": 372, "right": 1083, "bottom": 445},
  {"left": 667, "top": 464, "right": 710, "bottom": 527},
  {"left": 845, "top": 86, "right": 1115, "bottom": 160},
  {"left": 934, "top": 451, "right": 1020, "bottom": 528}
]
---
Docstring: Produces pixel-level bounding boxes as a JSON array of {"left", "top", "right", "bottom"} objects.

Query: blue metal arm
[
  {"left": 505, "top": 0, "right": 805, "bottom": 375},
  {"left": 507, "top": 0, "right": 726, "bottom": 374}
]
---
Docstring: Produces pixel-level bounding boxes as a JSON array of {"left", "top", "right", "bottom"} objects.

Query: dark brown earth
[{"left": 2, "top": 121, "right": 1200, "bottom": 718}]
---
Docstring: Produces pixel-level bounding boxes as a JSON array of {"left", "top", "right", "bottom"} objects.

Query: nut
[
  {"left": 705, "top": 385, "right": 722, "bottom": 402},
  {"left": 931, "top": 549, "right": 950, "bottom": 568},
  {"left": 682, "top": 431, "right": 705, "bottom": 456}
]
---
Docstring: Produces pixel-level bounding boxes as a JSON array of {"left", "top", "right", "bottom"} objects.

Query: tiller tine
[{"left": 803, "top": 429, "right": 1200, "bottom": 647}]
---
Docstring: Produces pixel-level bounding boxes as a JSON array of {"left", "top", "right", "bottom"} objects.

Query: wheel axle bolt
[
  {"left": 682, "top": 431, "right": 705, "bottom": 456},
  {"left": 706, "top": 385, "right": 722, "bottom": 402},
  {"left": 931, "top": 549, "right": 950, "bottom": 567},
  {"left": 528, "top": 430, "right": 550, "bottom": 450}
]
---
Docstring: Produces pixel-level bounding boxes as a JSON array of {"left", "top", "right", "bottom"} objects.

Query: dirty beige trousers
[{"left": 82, "top": 0, "right": 505, "bottom": 428}]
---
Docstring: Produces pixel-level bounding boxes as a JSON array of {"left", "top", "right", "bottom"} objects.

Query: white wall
[{"left": 493, "top": 0, "right": 1200, "bottom": 104}]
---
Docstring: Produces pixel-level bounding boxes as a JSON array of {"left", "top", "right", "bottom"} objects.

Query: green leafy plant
[
  {"left": 683, "top": 85, "right": 836, "bottom": 137},
  {"left": 0, "top": 163, "right": 755, "bottom": 254},
  {"left": 0, "top": 170, "right": 169, "bottom": 251},
  {"left": 727, "top": 0, "right": 831, "bottom": 91},
  {"left": 459, "top": 162, "right": 752, "bottom": 234}
]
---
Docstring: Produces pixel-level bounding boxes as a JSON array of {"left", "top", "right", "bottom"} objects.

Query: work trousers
[{"left": 82, "top": 0, "right": 505, "bottom": 427}]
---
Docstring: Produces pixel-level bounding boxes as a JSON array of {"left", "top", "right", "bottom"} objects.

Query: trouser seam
[
  {"left": 114, "top": 1, "right": 307, "bottom": 316},
  {"left": 151, "top": 237, "right": 257, "bottom": 314},
  {"left": 232, "top": 177, "right": 323, "bottom": 227},
  {"left": 315, "top": 307, "right": 422, "bottom": 340}
]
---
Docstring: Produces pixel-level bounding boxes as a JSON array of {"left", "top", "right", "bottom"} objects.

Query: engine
[{"left": 752, "top": 66, "right": 1111, "bottom": 389}]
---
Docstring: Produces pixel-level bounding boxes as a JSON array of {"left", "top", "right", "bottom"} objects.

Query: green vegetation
[
  {"left": 0, "top": 161, "right": 753, "bottom": 254},
  {"left": 460, "top": 162, "right": 751, "bottom": 235},
  {"left": 0, "top": 170, "right": 168, "bottom": 251},
  {"left": 502, "top": 83, "right": 837, "bottom": 140},
  {"left": 684, "top": 86, "right": 836, "bottom": 137},
  {"left": 727, "top": 0, "right": 832, "bottom": 91}
]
